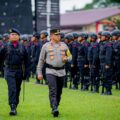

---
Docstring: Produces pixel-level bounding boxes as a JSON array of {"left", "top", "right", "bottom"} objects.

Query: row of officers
[{"left": 0, "top": 28, "right": 120, "bottom": 117}]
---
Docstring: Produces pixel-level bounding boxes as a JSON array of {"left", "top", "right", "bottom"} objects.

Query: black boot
[
  {"left": 96, "top": 86, "right": 99, "bottom": 93},
  {"left": 72, "top": 84, "right": 78, "bottom": 90},
  {"left": 9, "top": 104, "right": 17, "bottom": 116},
  {"left": 107, "top": 87, "right": 112, "bottom": 95},
  {"left": 35, "top": 80, "right": 40, "bottom": 84},
  {"left": 93, "top": 86, "right": 99, "bottom": 93},
  {"left": 52, "top": 106, "right": 59, "bottom": 117}
]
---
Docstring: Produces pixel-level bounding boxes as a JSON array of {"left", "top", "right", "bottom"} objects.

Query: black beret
[{"left": 9, "top": 28, "right": 20, "bottom": 35}]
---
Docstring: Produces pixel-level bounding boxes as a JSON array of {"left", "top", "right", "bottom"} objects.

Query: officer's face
[
  {"left": 51, "top": 34, "right": 61, "bottom": 43},
  {"left": 88, "top": 37, "right": 92, "bottom": 42},
  {"left": 31, "top": 36, "right": 35, "bottom": 42},
  {"left": 64, "top": 39, "right": 68, "bottom": 44},
  {"left": 101, "top": 36, "right": 106, "bottom": 41},
  {"left": 78, "top": 36, "right": 83, "bottom": 42},
  {"left": 112, "top": 36, "right": 117, "bottom": 41},
  {"left": 98, "top": 35, "right": 101, "bottom": 39},
  {"left": 9, "top": 33, "right": 20, "bottom": 42},
  {"left": 118, "top": 36, "right": 120, "bottom": 41},
  {"left": 40, "top": 34, "right": 46, "bottom": 39}
]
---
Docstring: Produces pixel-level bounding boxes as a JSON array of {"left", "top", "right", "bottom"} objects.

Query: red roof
[{"left": 60, "top": 7, "right": 120, "bottom": 27}]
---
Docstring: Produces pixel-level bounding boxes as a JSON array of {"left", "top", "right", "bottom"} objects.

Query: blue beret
[
  {"left": 65, "top": 34, "right": 74, "bottom": 40},
  {"left": 41, "top": 30, "right": 48, "bottom": 36},
  {"left": 33, "top": 33, "right": 40, "bottom": 40},
  {"left": 88, "top": 32, "right": 97, "bottom": 39}
]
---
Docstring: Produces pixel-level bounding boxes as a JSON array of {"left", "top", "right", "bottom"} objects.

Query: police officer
[
  {"left": 0, "top": 28, "right": 29, "bottom": 115},
  {"left": 21, "top": 34, "right": 31, "bottom": 82},
  {"left": 71, "top": 32, "right": 79, "bottom": 89},
  {"left": 99, "top": 31, "right": 113, "bottom": 95},
  {"left": 30, "top": 33, "right": 41, "bottom": 84},
  {"left": 88, "top": 33, "right": 100, "bottom": 93},
  {"left": 0, "top": 34, "right": 4, "bottom": 77},
  {"left": 77, "top": 32, "right": 89, "bottom": 91},
  {"left": 97, "top": 31, "right": 102, "bottom": 43},
  {"left": 2, "top": 33, "right": 9, "bottom": 45},
  {"left": 39, "top": 30, "right": 49, "bottom": 84},
  {"left": 64, "top": 34, "right": 74, "bottom": 88},
  {"left": 111, "top": 30, "right": 120, "bottom": 90},
  {"left": 37, "top": 28, "right": 72, "bottom": 117},
  {"left": 60, "top": 32, "right": 65, "bottom": 42}
]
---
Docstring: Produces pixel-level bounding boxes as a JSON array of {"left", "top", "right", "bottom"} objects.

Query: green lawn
[{"left": 0, "top": 78, "right": 120, "bottom": 120}]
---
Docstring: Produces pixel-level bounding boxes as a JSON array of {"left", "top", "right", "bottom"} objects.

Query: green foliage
[
  {"left": 110, "top": 0, "right": 120, "bottom": 3},
  {"left": 83, "top": 0, "right": 120, "bottom": 10},
  {"left": 115, "top": 19, "right": 120, "bottom": 28},
  {"left": 0, "top": 78, "right": 120, "bottom": 120}
]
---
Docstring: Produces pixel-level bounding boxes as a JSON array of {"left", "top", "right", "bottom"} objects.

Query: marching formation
[{"left": 0, "top": 28, "right": 120, "bottom": 117}]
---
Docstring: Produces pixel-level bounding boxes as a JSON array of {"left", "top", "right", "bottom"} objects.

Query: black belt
[
  {"left": 46, "top": 63, "right": 64, "bottom": 70},
  {"left": 5, "top": 65, "right": 21, "bottom": 70}
]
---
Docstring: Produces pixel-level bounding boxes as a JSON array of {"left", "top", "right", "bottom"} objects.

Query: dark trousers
[
  {"left": 4, "top": 68, "right": 23, "bottom": 106},
  {"left": 46, "top": 74, "right": 64, "bottom": 108},
  {"left": 71, "top": 65, "right": 78, "bottom": 86}
]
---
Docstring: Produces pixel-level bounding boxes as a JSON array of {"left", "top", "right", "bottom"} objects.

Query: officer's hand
[
  {"left": 84, "top": 64, "right": 88, "bottom": 68},
  {"left": 105, "top": 65, "right": 110, "bottom": 69},
  {"left": 38, "top": 74, "right": 43, "bottom": 80},
  {"left": 62, "top": 56, "right": 68, "bottom": 63},
  {"left": 71, "top": 64, "right": 74, "bottom": 67},
  {"left": 93, "top": 65, "right": 96, "bottom": 68}
]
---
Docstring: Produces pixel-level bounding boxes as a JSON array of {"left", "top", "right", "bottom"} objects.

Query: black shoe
[
  {"left": 9, "top": 104, "right": 17, "bottom": 116},
  {"left": 52, "top": 106, "right": 59, "bottom": 117},
  {"left": 107, "top": 91, "right": 112, "bottom": 95},
  {"left": 52, "top": 109, "right": 59, "bottom": 117},
  {"left": 26, "top": 78, "right": 29, "bottom": 82},
  {"left": 72, "top": 85, "right": 78, "bottom": 90},
  {"left": 35, "top": 81, "right": 40, "bottom": 84}
]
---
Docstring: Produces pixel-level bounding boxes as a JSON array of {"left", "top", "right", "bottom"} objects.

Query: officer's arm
[
  {"left": 92, "top": 45, "right": 99, "bottom": 66},
  {"left": 22, "top": 46, "right": 30, "bottom": 79},
  {"left": 0, "top": 44, "right": 6, "bottom": 59},
  {"left": 37, "top": 44, "right": 46, "bottom": 75},
  {"left": 105, "top": 45, "right": 113, "bottom": 66},
  {"left": 84, "top": 46, "right": 89, "bottom": 65}
]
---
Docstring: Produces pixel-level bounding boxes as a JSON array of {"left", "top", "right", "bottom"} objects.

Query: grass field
[{"left": 0, "top": 78, "right": 120, "bottom": 120}]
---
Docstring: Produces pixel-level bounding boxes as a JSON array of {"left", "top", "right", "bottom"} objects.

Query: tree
[{"left": 83, "top": 0, "right": 120, "bottom": 10}]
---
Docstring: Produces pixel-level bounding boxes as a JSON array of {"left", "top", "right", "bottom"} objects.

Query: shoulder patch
[
  {"left": 107, "top": 44, "right": 112, "bottom": 47},
  {"left": 93, "top": 45, "right": 97, "bottom": 48}
]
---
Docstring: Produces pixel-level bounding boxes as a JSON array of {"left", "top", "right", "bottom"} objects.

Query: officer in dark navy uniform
[
  {"left": 71, "top": 32, "right": 79, "bottom": 89},
  {"left": 0, "top": 34, "right": 4, "bottom": 77},
  {"left": 88, "top": 33, "right": 100, "bottom": 93},
  {"left": 21, "top": 34, "right": 31, "bottom": 82},
  {"left": 30, "top": 33, "right": 41, "bottom": 84},
  {"left": 111, "top": 30, "right": 120, "bottom": 90},
  {"left": 63, "top": 34, "right": 74, "bottom": 88},
  {"left": 60, "top": 32, "right": 65, "bottom": 42},
  {"left": 99, "top": 31, "right": 113, "bottom": 95},
  {"left": 0, "top": 28, "right": 29, "bottom": 115},
  {"left": 76, "top": 32, "right": 89, "bottom": 91},
  {"left": 2, "top": 33, "right": 9, "bottom": 45},
  {"left": 39, "top": 30, "right": 49, "bottom": 84}
]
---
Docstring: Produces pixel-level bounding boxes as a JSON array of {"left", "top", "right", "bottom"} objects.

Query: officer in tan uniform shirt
[{"left": 37, "top": 28, "right": 72, "bottom": 117}]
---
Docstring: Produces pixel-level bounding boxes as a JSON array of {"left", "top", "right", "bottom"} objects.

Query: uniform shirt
[
  {"left": 37, "top": 41, "right": 72, "bottom": 77},
  {"left": 88, "top": 42, "right": 99, "bottom": 66},
  {"left": 99, "top": 41, "right": 113, "bottom": 66}
]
